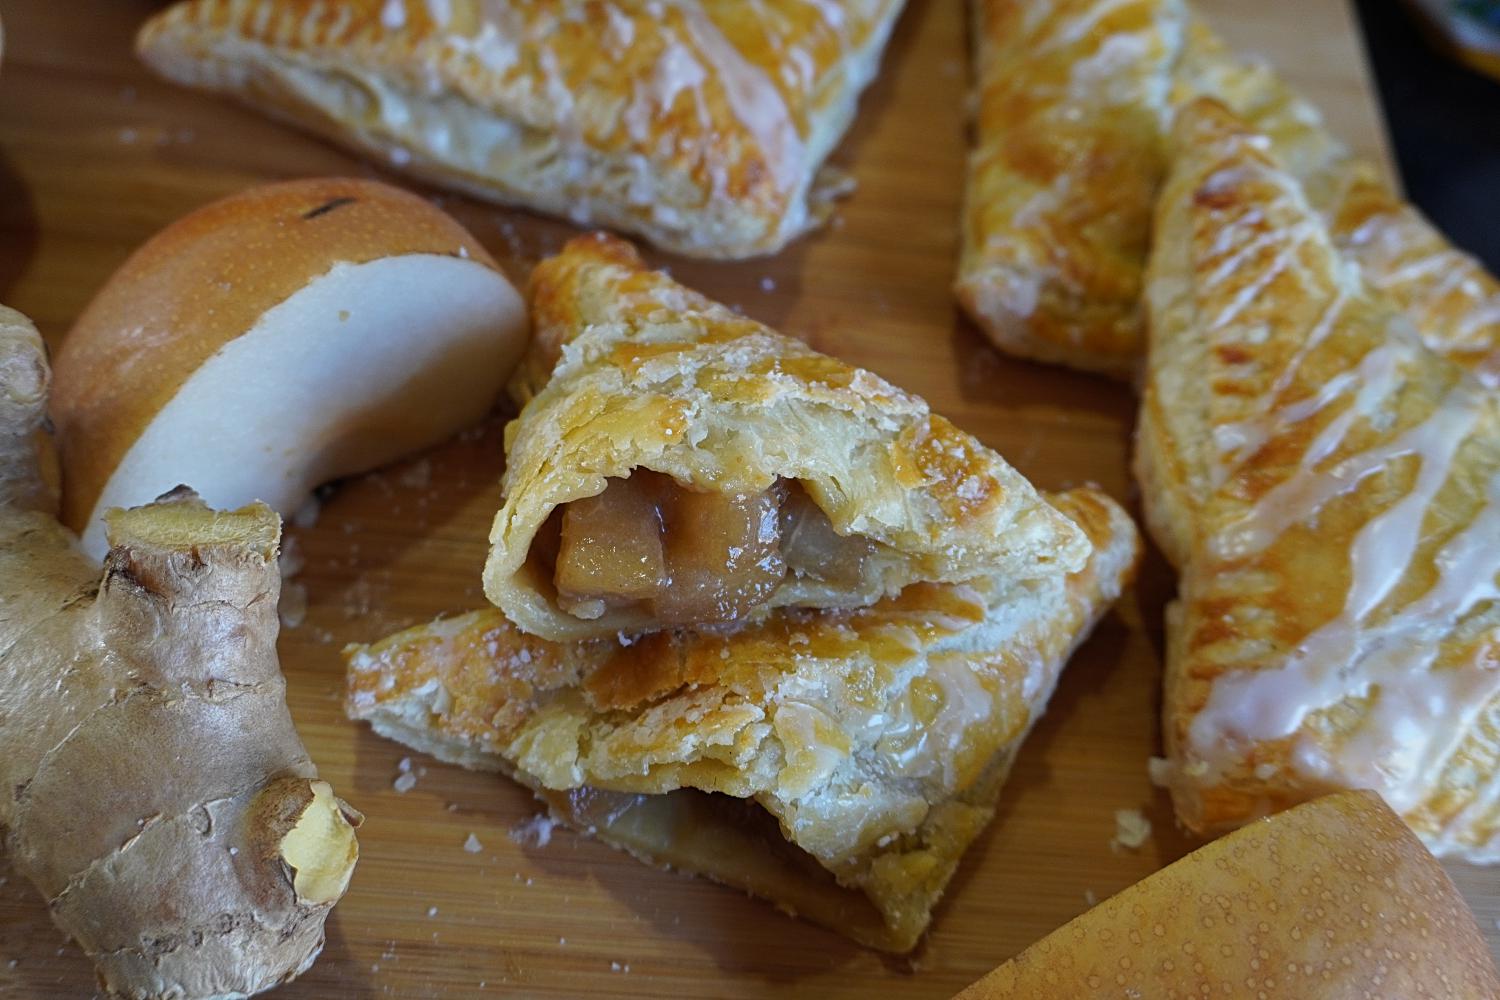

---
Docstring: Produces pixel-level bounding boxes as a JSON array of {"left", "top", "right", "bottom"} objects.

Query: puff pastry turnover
[
  {"left": 347, "top": 487, "right": 1140, "bottom": 952},
  {"left": 956, "top": 1, "right": 1500, "bottom": 382},
  {"left": 1138, "top": 99, "right": 1500, "bottom": 863},
  {"left": 488, "top": 233, "right": 1089, "bottom": 641},
  {"left": 136, "top": 0, "right": 906, "bottom": 260}
]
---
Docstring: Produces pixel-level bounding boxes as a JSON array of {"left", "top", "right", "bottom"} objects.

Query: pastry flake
[
  {"left": 136, "top": 0, "right": 907, "bottom": 259},
  {"left": 346, "top": 487, "right": 1141, "bottom": 952},
  {"left": 1137, "top": 98, "right": 1500, "bottom": 863},
  {"left": 488, "top": 233, "right": 1090, "bottom": 641}
]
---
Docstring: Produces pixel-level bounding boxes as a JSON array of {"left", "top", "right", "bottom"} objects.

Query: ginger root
[{"left": 0, "top": 305, "right": 360, "bottom": 999}]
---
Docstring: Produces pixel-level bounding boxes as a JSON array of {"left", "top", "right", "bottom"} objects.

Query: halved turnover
[
  {"left": 348, "top": 487, "right": 1138, "bottom": 952},
  {"left": 487, "top": 233, "right": 1091, "bottom": 641},
  {"left": 1137, "top": 99, "right": 1500, "bottom": 861}
]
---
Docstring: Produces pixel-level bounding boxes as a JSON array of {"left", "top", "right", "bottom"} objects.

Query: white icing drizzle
[
  {"left": 1175, "top": 133, "right": 1500, "bottom": 853},
  {"left": 648, "top": 40, "right": 709, "bottom": 121},
  {"left": 677, "top": 5, "right": 805, "bottom": 191},
  {"left": 1187, "top": 339, "right": 1499, "bottom": 827},
  {"left": 381, "top": 0, "right": 407, "bottom": 30},
  {"left": 1341, "top": 210, "right": 1500, "bottom": 387},
  {"left": 424, "top": 0, "right": 453, "bottom": 28},
  {"left": 1037, "top": 0, "right": 1146, "bottom": 58},
  {"left": 802, "top": 0, "right": 847, "bottom": 31},
  {"left": 1207, "top": 343, "right": 1478, "bottom": 561},
  {"left": 602, "top": 1, "right": 635, "bottom": 48}
]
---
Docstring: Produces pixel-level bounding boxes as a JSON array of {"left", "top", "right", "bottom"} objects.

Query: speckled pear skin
[
  {"left": 347, "top": 488, "right": 1141, "bottom": 953},
  {"left": 136, "top": 0, "right": 907, "bottom": 259},
  {"left": 954, "top": 791, "right": 1500, "bottom": 999},
  {"left": 50, "top": 177, "right": 499, "bottom": 534}
]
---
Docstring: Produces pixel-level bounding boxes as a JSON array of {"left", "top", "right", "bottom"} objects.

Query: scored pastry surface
[
  {"left": 1139, "top": 98, "right": 1500, "bottom": 862},
  {"left": 957, "top": 0, "right": 1500, "bottom": 381},
  {"left": 137, "top": 0, "right": 907, "bottom": 259},
  {"left": 348, "top": 487, "right": 1140, "bottom": 952},
  {"left": 955, "top": 0, "right": 1187, "bottom": 377}
]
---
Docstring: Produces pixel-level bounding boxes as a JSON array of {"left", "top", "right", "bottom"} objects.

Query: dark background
[{"left": 1354, "top": 0, "right": 1500, "bottom": 268}]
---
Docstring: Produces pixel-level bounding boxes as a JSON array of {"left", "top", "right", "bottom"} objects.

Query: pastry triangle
[
  {"left": 487, "top": 234, "right": 1089, "bottom": 641},
  {"left": 1137, "top": 98, "right": 1500, "bottom": 862},
  {"left": 347, "top": 487, "right": 1139, "bottom": 952},
  {"left": 136, "top": 0, "right": 906, "bottom": 259},
  {"left": 956, "top": 0, "right": 1500, "bottom": 381}
]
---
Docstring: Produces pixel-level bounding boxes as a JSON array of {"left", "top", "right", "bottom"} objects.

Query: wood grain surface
[{"left": 1, "top": 2, "right": 1487, "bottom": 998}]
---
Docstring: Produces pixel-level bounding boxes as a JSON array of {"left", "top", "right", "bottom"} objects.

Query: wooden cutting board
[{"left": 2, "top": 2, "right": 1489, "bottom": 998}]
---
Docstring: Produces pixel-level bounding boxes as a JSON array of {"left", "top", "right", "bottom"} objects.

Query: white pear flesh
[{"left": 79, "top": 253, "right": 523, "bottom": 557}]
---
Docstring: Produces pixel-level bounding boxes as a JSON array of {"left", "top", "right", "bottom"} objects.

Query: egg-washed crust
[
  {"left": 954, "top": 0, "right": 1187, "bottom": 378},
  {"left": 1140, "top": 99, "right": 1500, "bottom": 863},
  {"left": 956, "top": 2, "right": 1500, "bottom": 381},
  {"left": 1179, "top": 22, "right": 1500, "bottom": 385},
  {"left": 136, "top": 0, "right": 906, "bottom": 260},
  {"left": 347, "top": 487, "right": 1140, "bottom": 953},
  {"left": 486, "top": 233, "right": 1091, "bottom": 642},
  {"left": 955, "top": 791, "right": 1500, "bottom": 999}
]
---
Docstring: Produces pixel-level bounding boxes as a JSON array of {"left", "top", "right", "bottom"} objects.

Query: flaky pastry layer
[
  {"left": 347, "top": 487, "right": 1139, "bottom": 951},
  {"left": 956, "top": 1, "right": 1500, "bottom": 381},
  {"left": 1138, "top": 99, "right": 1500, "bottom": 863},
  {"left": 137, "top": 0, "right": 906, "bottom": 259},
  {"left": 487, "top": 233, "right": 1089, "bottom": 641}
]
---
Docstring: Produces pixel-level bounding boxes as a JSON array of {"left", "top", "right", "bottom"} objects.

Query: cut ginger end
[{"left": 281, "top": 780, "right": 361, "bottom": 905}]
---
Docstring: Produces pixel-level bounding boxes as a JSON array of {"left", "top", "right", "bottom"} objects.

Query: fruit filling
[{"left": 545, "top": 471, "right": 873, "bottom": 624}]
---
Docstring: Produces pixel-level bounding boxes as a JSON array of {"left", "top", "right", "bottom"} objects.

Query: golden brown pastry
[
  {"left": 488, "top": 233, "right": 1090, "bottom": 642},
  {"left": 954, "top": 0, "right": 1186, "bottom": 377},
  {"left": 347, "top": 487, "right": 1140, "bottom": 953},
  {"left": 1329, "top": 162, "right": 1500, "bottom": 385},
  {"left": 135, "top": 0, "right": 907, "bottom": 260},
  {"left": 1137, "top": 98, "right": 1500, "bottom": 862},
  {"left": 954, "top": 791, "right": 1500, "bottom": 999},
  {"left": 1179, "top": 23, "right": 1498, "bottom": 383},
  {"left": 957, "top": 1, "right": 1500, "bottom": 381}
]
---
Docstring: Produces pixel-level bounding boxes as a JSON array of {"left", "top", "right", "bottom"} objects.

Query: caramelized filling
[{"left": 547, "top": 472, "right": 874, "bottom": 625}]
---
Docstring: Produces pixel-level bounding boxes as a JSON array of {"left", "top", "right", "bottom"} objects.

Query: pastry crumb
[
  {"left": 392, "top": 757, "right": 418, "bottom": 793},
  {"left": 610, "top": 961, "right": 630, "bottom": 973},
  {"left": 278, "top": 581, "right": 308, "bottom": 629},
  {"left": 1111, "top": 808, "right": 1152, "bottom": 851},
  {"left": 1147, "top": 756, "right": 1172, "bottom": 787},
  {"left": 463, "top": 833, "right": 483, "bottom": 853},
  {"left": 1083, "top": 889, "right": 1098, "bottom": 907},
  {"left": 292, "top": 494, "right": 321, "bottom": 528},
  {"left": 399, "top": 458, "right": 432, "bottom": 490},
  {"left": 278, "top": 535, "right": 305, "bottom": 579},
  {"left": 509, "top": 813, "right": 558, "bottom": 848}
]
